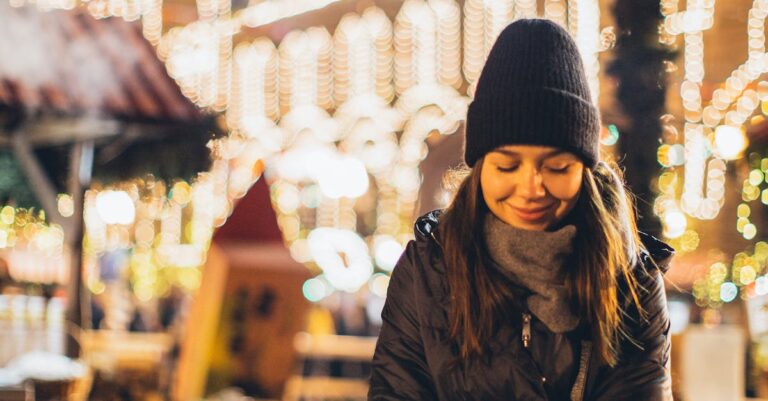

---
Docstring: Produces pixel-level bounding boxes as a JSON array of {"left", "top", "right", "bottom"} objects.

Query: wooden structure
[
  {"left": 0, "top": 3, "right": 213, "bottom": 357},
  {"left": 175, "top": 178, "right": 312, "bottom": 401}
]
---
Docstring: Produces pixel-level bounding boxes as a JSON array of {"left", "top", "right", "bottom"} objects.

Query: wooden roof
[{"left": 0, "top": 3, "right": 202, "bottom": 123}]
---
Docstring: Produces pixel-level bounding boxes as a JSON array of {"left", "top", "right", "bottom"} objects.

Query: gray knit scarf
[{"left": 483, "top": 213, "right": 580, "bottom": 333}]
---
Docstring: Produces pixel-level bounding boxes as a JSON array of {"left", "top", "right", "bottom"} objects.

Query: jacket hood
[{"left": 414, "top": 209, "right": 675, "bottom": 273}]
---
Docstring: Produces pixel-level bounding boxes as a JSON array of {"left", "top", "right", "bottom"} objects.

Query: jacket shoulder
[
  {"left": 388, "top": 210, "right": 449, "bottom": 305},
  {"left": 414, "top": 209, "right": 443, "bottom": 242}
]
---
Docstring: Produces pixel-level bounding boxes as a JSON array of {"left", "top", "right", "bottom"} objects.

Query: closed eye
[
  {"left": 544, "top": 165, "right": 570, "bottom": 174},
  {"left": 496, "top": 165, "right": 519, "bottom": 173}
]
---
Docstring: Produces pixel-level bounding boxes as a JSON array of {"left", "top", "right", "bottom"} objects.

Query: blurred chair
[
  {"left": 80, "top": 330, "right": 173, "bottom": 372},
  {"left": 282, "top": 332, "right": 376, "bottom": 401},
  {"left": 80, "top": 330, "right": 172, "bottom": 400},
  {"left": 0, "top": 383, "right": 31, "bottom": 401}
]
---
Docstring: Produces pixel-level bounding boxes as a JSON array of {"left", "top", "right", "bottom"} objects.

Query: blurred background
[{"left": 0, "top": 0, "right": 766, "bottom": 400}]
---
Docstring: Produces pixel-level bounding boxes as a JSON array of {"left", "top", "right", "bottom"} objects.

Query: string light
[
  {"left": 657, "top": 0, "right": 768, "bottom": 308},
  {"left": 463, "top": 0, "right": 513, "bottom": 94},
  {"left": 334, "top": 8, "right": 395, "bottom": 105},
  {"left": 658, "top": 1, "right": 726, "bottom": 224},
  {"left": 163, "top": 21, "right": 221, "bottom": 108},
  {"left": 307, "top": 227, "right": 373, "bottom": 292},
  {"left": 515, "top": 0, "right": 538, "bottom": 19},
  {"left": 229, "top": 39, "right": 280, "bottom": 145},
  {"left": 431, "top": 0, "right": 462, "bottom": 89},
  {"left": 279, "top": 28, "right": 334, "bottom": 115},
  {"left": 545, "top": 0, "right": 568, "bottom": 27}
]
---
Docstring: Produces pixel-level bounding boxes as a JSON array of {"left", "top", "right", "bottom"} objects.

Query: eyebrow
[{"left": 491, "top": 148, "right": 569, "bottom": 159}]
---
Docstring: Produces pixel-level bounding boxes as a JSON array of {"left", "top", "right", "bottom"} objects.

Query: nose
[{"left": 518, "top": 165, "right": 547, "bottom": 199}]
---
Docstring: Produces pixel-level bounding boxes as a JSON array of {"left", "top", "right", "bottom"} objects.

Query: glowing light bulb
[
  {"left": 95, "top": 191, "right": 135, "bottom": 225},
  {"left": 317, "top": 156, "right": 370, "bottom": 199},
  {"left": 719, "top": 282, "right": 738, "bottom": 303},
  {"left": 374, "top": 236, "right": 404, "bottom": 271},
  {"left": 303, "top": 277, "right": 330, "bottom": 302},
  {"left": 663, "top": 210, "right": 687, "bottom": 238},
  {"left": 714, "top": 125, "right": 747, "bottom": 160}
]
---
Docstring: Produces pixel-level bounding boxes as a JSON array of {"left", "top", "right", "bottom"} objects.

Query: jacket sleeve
[
  {"left": 590, "top": 262, "right": 674, "bottom": 401},
  {"left": 369, "top": 240, "right": 438, "bottom": 400}
]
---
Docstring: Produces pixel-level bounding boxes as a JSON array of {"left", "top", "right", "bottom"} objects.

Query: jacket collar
[
  {"left": 414, "top": 209, "right": 442, "bottom": 241},
  {"left": 638, "top": 231, "right": 675, "bottom": 273},
  {"left": 414, "top": 209, "right": 675, "bottom": 273}
]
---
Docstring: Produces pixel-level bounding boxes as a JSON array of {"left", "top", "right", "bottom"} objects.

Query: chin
[{"left": 504, "top": 216, "right": 552, "bottom": 231}]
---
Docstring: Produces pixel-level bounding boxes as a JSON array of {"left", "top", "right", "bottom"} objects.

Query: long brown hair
[{"left": 437, "top": 158, "right": 645, "bottom": 367}]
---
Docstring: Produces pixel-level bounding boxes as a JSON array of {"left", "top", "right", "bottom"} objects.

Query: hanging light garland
[
  {"left": 660, "top": 0, "right": 768, "bottom": 306},
  {"left": 462, "top": 0, "right": 513, "bottom": 95},
  {"left": 257, "top": 0, "right": 603, "bottom": 299}
]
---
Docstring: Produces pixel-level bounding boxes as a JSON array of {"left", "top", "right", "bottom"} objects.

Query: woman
[{"left": 369, "top": 19, "right": 674, "bottom": 401}]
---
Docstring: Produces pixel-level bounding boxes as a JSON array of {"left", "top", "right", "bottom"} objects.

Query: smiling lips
[{"left": 511, "top": 204, "right": 554, "bottom": 221}]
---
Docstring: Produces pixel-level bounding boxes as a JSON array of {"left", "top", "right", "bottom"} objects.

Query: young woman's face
[{"left": 480, "top": 145, "right": 584, "bottom": 231}]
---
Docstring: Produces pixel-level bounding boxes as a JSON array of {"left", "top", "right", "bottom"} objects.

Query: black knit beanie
[{"left": 464, "top": 18, "right": 600, "bottom": 168}]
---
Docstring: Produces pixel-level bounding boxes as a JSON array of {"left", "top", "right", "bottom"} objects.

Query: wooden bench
[{"left": 282, "top": 333, "right": 377, "bottom": 401}]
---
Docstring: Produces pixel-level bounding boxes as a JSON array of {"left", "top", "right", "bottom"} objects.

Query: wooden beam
[
  {"left": 10, "top": 127, "right": 95, "bottom": 358},
  {"left": 65, "top": 140, "right": 94, "bottom": 358},
  {"left": 10, "top": 129, "right": 71, "bottom": 232},
  {"left": 0, "top": 117, "right": 121, "bottom": 147}
]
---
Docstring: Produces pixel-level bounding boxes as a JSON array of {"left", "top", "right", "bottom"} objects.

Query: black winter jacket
[{"left": 369, "top": 210, "right": 675, "bottom": 401}]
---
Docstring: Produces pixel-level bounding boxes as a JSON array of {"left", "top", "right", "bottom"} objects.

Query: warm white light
[
  {"left": 57, "top": 194, "right": 74, "bottom": 218},
  {"left": 276, "top": 143, "right": 335, "bottom": 182},
  {"left": 374, "top": 236, "right": 404, "bottom": 271},
  {"left": 333, "top": 11, "right": 392, "bottom": 103},
  {"left": 369, "top": 273, "right": 390, "bottom": 298},
  {"left": 680, "top": 123, "right": 726, "bottom": 219},
  {"left": 279, "top": 29, "right": 334, "bottom": 113},
  {"left": 161, "top": 20, "right": 229, "bottom": 109},
  {"left": 663, "top": 210, "right": 687, "bottom": 239},
  {"left": 157, "top": 244, "right": 204, "bottom": 268},
  {"left": 317, "top": 156, "right": 370, "bottom": 199},
  {"left": 463, "top": 0, "right": 514, "bottom": 92},
  {"left": 667, "top": 299, "right": 691, "bottom": 335},
  {"left": 668, "top": 144, "right": 685, "bottom": 166},
  {"left": 338, "top": 115, "right": 400, "bottom": 174},
  {"left": 95, "top": 191, "right": 135, "bottom": 225},
  {"left": 307, "top": 228, "right": 373, "bottom": 292},
  {"left": 230, "top": 39, "right": 279, "bottom": 138},
  {"left": 714, "top": 125, "right": 747, "bottom": 160}
]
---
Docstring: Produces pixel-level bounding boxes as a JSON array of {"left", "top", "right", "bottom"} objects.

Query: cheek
[
  {"left": 548, "top": 175, "right": 582, "bottom": 215},
  {"left": 481, "top": 170, "right": 513, "bottom": 201},
  {"left": 544, "top": 165, "right": 584, "bottom": 200},
  {"left": 546, "top": 177, "right": 582, "bottom": 200}
]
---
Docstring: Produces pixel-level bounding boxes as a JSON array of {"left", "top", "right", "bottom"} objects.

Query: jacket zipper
[
  {"left": 522, "top": 312, "right": 531, "bottom": 348},
  {"left": 521, "top": 312, "right": 549, "bottom": 390}
]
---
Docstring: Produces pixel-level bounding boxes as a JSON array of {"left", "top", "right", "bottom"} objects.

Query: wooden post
[{"left": 64, "top": 140, "right": 94, "bottom": 358}]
